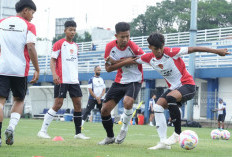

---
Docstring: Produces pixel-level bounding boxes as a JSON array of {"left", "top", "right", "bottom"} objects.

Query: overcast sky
[{"left": 32, "top": 0, "right": 161, "bottom": 39}]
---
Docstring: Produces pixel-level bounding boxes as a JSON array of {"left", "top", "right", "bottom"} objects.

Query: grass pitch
[{"left": 0, "top": 119, "right": 232, "bottom": 157}]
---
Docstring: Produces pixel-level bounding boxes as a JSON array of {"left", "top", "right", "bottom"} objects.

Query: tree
[{"left": 130, "top": 0, "right": 232, "bottom": 37}]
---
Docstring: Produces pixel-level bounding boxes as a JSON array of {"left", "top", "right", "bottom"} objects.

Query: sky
[{"left": 32, "top": 0, "right": 161, "bottom": 39}]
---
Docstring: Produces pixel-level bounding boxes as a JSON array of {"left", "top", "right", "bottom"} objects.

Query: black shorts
[
  {"left": 161, "top": 84, "right": 196, "bottom": 105},
  {"left": 54, "top": 84, "right": 82, "bottom": 98},
  {"left": 218, "top": 114, "right": 226, "bottom": 122},
  {"left": 104, "top": 82, "right": 141, "bottom": 104},
  {"left": 0, "top": 75, "right": 27, "bottom": 100}
]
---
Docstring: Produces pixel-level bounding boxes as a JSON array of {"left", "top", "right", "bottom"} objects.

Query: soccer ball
[
  {"left": 211, "top": 129, "right": 221, "bottom": 139},
  {"left": 179, "top": 130, "right": 198, "bottom": 150},
  {"left": 221, "top": 130, "right": 230, "bottom": 140}
]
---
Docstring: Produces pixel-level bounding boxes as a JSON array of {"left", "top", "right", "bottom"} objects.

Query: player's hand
[
  {"left": 53, "top": 74, "right": 60, "bottom": 85},
  {"left": 105, "top": 56, "right": 116, "bottom": 65},
  {"left": 123, "top": 57, "right": 138, "bottom": 64},
  {"left": 30, "top": 70, "right": 39, "bottom": 84},
  {"left": 96, "top": 97, "right": 101, "bottom": 104},
  {"left": 217, "top": 48, "right": 230, "bottom": 56}
]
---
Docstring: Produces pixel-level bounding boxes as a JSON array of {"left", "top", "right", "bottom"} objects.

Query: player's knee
[
  {"left": 153, "top": 104, "right": 164, "bottom": 113},
  {"left": 101, "top": 107, "right": 110, "bottom": 116},
  {"left": 166, "top": 95, "right": 177, "bottom": 104}
]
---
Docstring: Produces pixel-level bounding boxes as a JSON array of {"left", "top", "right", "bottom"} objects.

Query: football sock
[
  {"left": 121, "top": 108, "right": 133, "bottom": 131},
  {"left": 169, "top": 105, "right": 181, "bottom": 134},
  {"left": 73, "top": 112, "right": 82, "bottom": 134},
  {"left": 101, "top": 115, "right": 114, "bottom": 138},
  {"left": 154, "top": 104, "right": 167, "bottom": 142},
  {"left": 9, "top": 112, "right": 21, "bottom": 131},
  {"left": 41, "top": 108, "right": 56, "bottom": 132}
]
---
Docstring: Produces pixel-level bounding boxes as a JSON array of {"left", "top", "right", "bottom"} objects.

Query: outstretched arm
[
  {"left": 105, "top": 57, "right": 138, "bottom": 72},
  {"left": 188, "top": 47, "right": 229, "bottom": 56}
]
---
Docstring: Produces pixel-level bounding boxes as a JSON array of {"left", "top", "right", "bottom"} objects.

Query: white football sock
[
  {"left": 40, "top": 108, "right": 56, "bottom": 132},
  {"left": 81, "top": 120, "right": 85, "bottom": 126},
  {"left": 154, "top": 104, "right": 167, "bottom": 142},
  {"left": 121, "top": 108, "right": 133, "bottom": 131},
  {"left": 9, "top": 112, "right": 21, "bottom": 131}
]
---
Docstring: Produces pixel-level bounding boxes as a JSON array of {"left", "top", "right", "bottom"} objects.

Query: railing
[
  {"left": 29, "top": 27, "right": 232, "bottom": 75},
  {"left": 77, "top": 27, "right": 232, "bottom": 52}
]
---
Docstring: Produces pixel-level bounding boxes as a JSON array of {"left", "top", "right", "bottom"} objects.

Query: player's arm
[
  {"left": 88, "top": 88, "right": 97, "bottom": 99},
  {"left": 50, "top": 58, "right": 60, "bottom": 85},
  {"left": 188, "top": 47, "right": 230, "bottom": 56},
  {"left": 105, "top": 57, "right": 137, "bottom": 72},
  {"left": 27, "top": 43, "right": 40, "bottom": 83}
]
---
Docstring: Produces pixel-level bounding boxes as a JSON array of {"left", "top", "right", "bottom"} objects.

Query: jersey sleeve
[
  {"left": 136, "top": 53, "right": 152, "bottom": 64},
  {"left": 104, "top": 43, "right": 111, "bottom": 59},
  {"left": 26, "top": 23, "right": 36, "bottom": 44},
  {"left": 51, "top": 41, "right": 61, "bottom": 59},
  {"left": 165, "top": 47, "right": 188, "bottom": 59},
  {"left": 88, "top": 78, "right": 93, "bottom": 89}
]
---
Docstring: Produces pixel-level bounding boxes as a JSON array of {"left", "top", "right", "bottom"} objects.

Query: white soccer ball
[
  {"left": 211, "top": 129, "right": 221, "bottom": 139},
  {"left": 60, "top": 117, "right": 65, "bottom": 121},
  {"left": 221, "top": 130, "right": 230, "bottom": 140},
  {"left": 179, "top": 130, "right": 198, "bottom": 150}
]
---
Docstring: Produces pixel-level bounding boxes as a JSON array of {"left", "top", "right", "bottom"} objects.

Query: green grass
[{"left": 0, "top": 119, "right": 232, "bottom": 157}]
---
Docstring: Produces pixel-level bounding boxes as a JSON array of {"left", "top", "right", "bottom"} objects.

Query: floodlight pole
[{"left": 187, "top": 0, "right": 198, "bottom": 121}]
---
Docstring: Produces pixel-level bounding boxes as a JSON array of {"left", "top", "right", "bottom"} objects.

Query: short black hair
[
  {"left": 147, "top": 32, "right": 165, "bottom": 49},
  {"left": 115, "top": 22, "right": 130, "bottom": 34},
  {"left": 64, "top": 20, "right": 77, "bottom": 28},
  {"left": 15, "top": 0, "right": 36, "bottom": 13}
]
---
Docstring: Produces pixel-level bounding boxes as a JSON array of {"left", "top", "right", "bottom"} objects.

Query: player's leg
[
  {"left": 148, "top": 97, "right": 170, "bottom": 150},
  {"left": 0, "top": 97, "right": 6, "bottom": 147},
  {"left": 69, "top": 84, "right": 89, "bottom": 139},
  {"left": 149, "top": 111, "right": 154, "bottom": 126},
  {"left": 0, "top": 75, "right": 10, "bottom": 146},
  {"left": 165, "top": 85, "right": 196, "bottom": 145},
  {"left": 221, "top": 114, "right": 226, "bottom": 129},
  {"left": 38, "top": 84, "right": 66, "bottom": 138},
  {"left": 5, "top": 76, "right": 27, "bottom": 145},
  {"left": 99, "top": 83, "right": 123, "bottom": 145},
  {"left": 218, "top": 115, "right": 221, "bottom": 129},
  {"left": 82, "top": 99, "right": 96, "bottom": 126}
]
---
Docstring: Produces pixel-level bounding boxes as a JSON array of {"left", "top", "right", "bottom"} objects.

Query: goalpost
[{"left": 27, "top": 85, "right": 89, "bottom": 118}]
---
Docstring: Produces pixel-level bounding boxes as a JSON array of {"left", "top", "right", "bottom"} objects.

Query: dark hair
[
  {"left": 115, "top": 22, "right": 130, "bottom": 34},
  {"left": 15, "top": 0, "right": 36, "bottom": 13},
  {"left": 147, "top": 32, "right": 165, "bottom": 49},
  {"left": 64, "top": 20, "right": 77, "bottom": 28}
]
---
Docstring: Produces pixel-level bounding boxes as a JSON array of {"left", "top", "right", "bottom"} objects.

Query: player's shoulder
[
  {"left": 106, "top": 40, "right": 117, "bottom": 49},
  {"left": 128, "top": 40, "right": 138, "bottom": 46},
  {"left": 54, "top": 38, "right": 66, "bottom": 45},
  {"left": 141, "top": 52, "right": 154, "bottom": 62}
]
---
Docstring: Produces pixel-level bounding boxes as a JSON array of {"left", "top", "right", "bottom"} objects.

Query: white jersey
[
  {"left": 136, "top": 47, "right": 195, "bottom": 90},
  {"left": 88, "top": 76, "right": 106, "bottom": 99},
  {"left": 104, "top": 40, "right": 144, "bottom": 84},
  {"left": 218, "top": 102, "right": 226, "bottom": 115},
  {"left": 0, "top": 16, "right": 36, "bottom": 77},
  {"left": 51, "top": 38, "right": 79, "bottom": 84}
]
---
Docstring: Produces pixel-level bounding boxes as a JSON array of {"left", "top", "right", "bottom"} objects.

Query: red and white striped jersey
[
  {"left": 0, "top": 16, "right": 36, "bottom": 77},
  {"left": 104, "top": 40, "right": 144, "bottom": 84},
  {"left": 136, "top": 47, "right": 195, "bottom": 90},
  {"left": 51, "top": 38, "right": 79, "bottom": 84}
]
